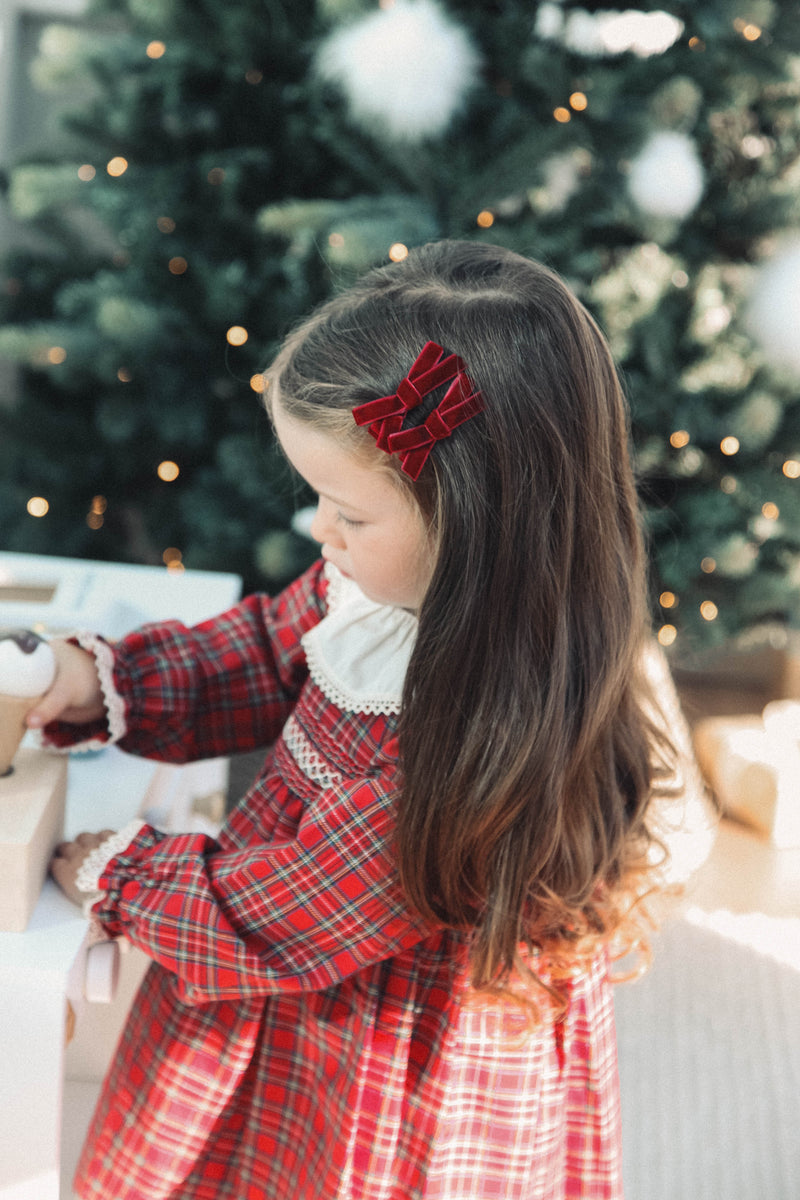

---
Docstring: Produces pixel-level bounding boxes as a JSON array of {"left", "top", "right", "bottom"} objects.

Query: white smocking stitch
[{"left": 282, "top": 714, "right": 346, "bottom": 789}]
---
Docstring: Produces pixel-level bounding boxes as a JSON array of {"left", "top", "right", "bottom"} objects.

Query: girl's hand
[
  {"left": 50, "top": 831, "right": 116, "bottom": 907},
  {"left": 26, "top": 640, "right": 106, "bottom": 730}
]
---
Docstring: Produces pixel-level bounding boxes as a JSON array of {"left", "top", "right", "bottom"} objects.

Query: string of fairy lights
[{"left": 20, "top": 10, "right": 782, "bottom": 636}]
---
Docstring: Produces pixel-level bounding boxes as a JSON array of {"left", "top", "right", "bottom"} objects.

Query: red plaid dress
[{"left": 65, "top": 560, "right": 623, "bottom": 1200}]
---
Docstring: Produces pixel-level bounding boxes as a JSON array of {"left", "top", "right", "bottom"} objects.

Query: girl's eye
[{"left": 336, "top": 512, "right": 364, "bottom": 529}]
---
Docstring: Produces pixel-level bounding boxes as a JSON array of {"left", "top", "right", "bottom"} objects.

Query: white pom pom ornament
[
  {"left": 316, "top": 0, "right": 481, "bottom": 141},
  {"left": 746, "top": 240, "right": 800, "bottom": 376},
  {"left": 628, "top": 131, "right": 704, "bottom": 219}
]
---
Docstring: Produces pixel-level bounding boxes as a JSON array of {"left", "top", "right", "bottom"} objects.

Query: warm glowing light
[
  {"left": 117, "top": 367, "right": 132, "bottom": 382},
  {"left": 783, "top": 460, "right": 800, "bottom": 479},
  {"left": 91, "top": 495, "right": 107, "bottom": 514},
  {"left": 720, "top": 436, "right": 740, "bottom": 456},
  {"left": 762, "top": 502, "right": 780, "bottom": 520},
  {"left": 569, "top": 92, "right": 588, "bottom": 111},
  {"left": 740, "top": 21, "right": 762, "bottom": 40},
  {"left": 207, "top": 168, "right": 225, "bottom": 185},
  {"left": 658, "top": 624, "right": 677, "bottom": 646},
  {"left": 388, "top": 243, "right": 409, "bottom": 262},
  {"left": 27, "top": 497, "right": 49, "bottom": 517},
  {"left": 86, "top": 512, "right": 104, "bottom": 530},
  {"left": 157, "top": 460, "right": 180, "bottom": 482},
  {"left": 688, "top": 36, "right": 705, "bottom": 50},
  {"left": 701, "top": 557, "right": 717, "bottom": 574},
  {"left": 245, "top": 69, "right": 263, "bottom": 84},
  {"left": 553, "top": 107, "right": 571, "bottom": 124},
  {"left": 168, "top": 257, "right": 188, "bottom": 275},
  {"left": 700, "top": 601, "right": 719, "bottom": 621},
  {"left": 685, "top": 906, "right": 800, "bottom": 971},
  {"left": 741, "top": 135, "right": 768, "bottom": 159},
  {"left": 250, "top": 373, "right": 268, "bottom": 394},
  {"left": 670, "top": 430, "right": 690, "bottom": 449},
  {"left": 47, "top": 346, "right": 67, "bottom": 364},
  {"left": 77, "top": 164, "right": 96, "bottom": 181},
  {"left": 328, "top": 232, "right": 345, "bottom": 248},
  {"left": 476, "top": 211, "right": 495, "bottom": 229},
  {"left": 226, "top": 326, "right": 248, "bottom": 346},
  {"left": 157, "top": 216, "right": 176, "bottom": 233},
  {"left": 146, "top": 40, "right": 166, "bottom": 58},
  {"left": 107, "top": 156, "right": 128, "bottom": 177},
  {"left": 659, "top": 591, "right": 676, "bottom": 609},
  {"left": 720, "top": 475, "right": 738, "bottom": 494},
  {"left": 163, "top": 547, "right": 185, "bottom": 573}
]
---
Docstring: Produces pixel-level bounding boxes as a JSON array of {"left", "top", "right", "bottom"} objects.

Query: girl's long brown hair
[{"left": 269, "top": 241, "right": 674, "bottom": 1013}]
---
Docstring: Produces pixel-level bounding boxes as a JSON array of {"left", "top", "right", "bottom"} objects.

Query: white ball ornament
[
  {"left": 746, "top": 240, "right": 800, "bottom": 375},
  {"left": 628, "top": 131, "right": 705, "bottom": 219},
  {"left": 316, "top": 0, "right": 481, "bottom": 141}
]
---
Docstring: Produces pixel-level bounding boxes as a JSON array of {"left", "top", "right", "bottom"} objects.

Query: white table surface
[{"left": 0, "top": 553, "right": 241, "bottom": 1199}]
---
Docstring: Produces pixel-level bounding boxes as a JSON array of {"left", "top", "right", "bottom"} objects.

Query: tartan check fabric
[{"left": 70, "top": 560, "right": 623, "bottom": 1199}]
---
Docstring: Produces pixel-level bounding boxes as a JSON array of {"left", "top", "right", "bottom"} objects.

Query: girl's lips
[{"left": 323, "top": 555, "right": 352, "bottom": 580}]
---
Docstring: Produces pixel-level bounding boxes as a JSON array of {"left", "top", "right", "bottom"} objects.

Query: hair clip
[
  {"left": 352, "top": 341, "right": 483, "bottom": 478},
  {"left": 387, "top": 376, "right": 484, "bottom": 481}
]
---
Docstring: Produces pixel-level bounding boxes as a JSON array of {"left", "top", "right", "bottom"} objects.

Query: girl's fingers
[
  {"left": 50, "top": 831, "right": 116, "bottom": 907},
  {"left": 26, "top": 640, "right": 105, "bottom": 729},
  {"left": 52, "top": 830, "right": 115, "bottom": 858},
  {"left": 75, "top": 830, "right": 114, "bottom": 848},
  {"left": 26, "top": 679, "right": 74, "bottom": 728}
]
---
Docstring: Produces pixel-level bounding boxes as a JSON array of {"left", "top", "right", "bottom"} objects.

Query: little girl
[{"left": 41, "top": 240, "right": 696, "bottom": 1199}]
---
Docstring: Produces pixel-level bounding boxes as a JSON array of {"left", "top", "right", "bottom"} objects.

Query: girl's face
[{"left": 272, "top": 397, "right": 435, "bottom": 610}]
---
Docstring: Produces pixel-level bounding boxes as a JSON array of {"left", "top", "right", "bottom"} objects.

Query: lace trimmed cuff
[
  {"left": 41, "top": 632, "right": 128, "bottom": 754},
  {"left": 76, "top": 819, "right": 148, "bottom": 920},
  {"left": 76, "top": 819, "right": 147, "bottom": 894}
]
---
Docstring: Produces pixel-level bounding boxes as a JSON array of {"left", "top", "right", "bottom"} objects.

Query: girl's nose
[{"left": 309, "top": 500, "right": 344, "bottom": 548}]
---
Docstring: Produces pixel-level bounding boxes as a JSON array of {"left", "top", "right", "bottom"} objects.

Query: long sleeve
[
  {"left": 46, "top": 559, "right": 328, "bottom": 763},
  {"left": 89, "top": 772, "right": 435, "bottom": 1005}
]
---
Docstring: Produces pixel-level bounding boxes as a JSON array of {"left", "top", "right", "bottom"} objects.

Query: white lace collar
[{"left": 301, "top": 563, "right": 417, "bottom": 714}]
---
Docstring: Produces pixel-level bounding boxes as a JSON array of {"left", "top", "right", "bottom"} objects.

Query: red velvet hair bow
[
  {"left": 352, "top": 341, "right": 468, "bottom": 451},
  {"left": 386, "top": 374, "right": 484, "bottom": 480},
  {"left": 351, "top": 341, "right": 483, "bottom": 478}
]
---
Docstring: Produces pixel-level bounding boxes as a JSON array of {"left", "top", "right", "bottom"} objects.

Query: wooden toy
[
  {"left": 0, "top": 630, "right": 67, "bottom": 931},
  {"left": 0, "top": 746, "right": 67, "bottom": 930}
]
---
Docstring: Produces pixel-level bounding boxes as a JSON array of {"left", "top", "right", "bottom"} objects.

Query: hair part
[{"left": 268, "top": 240, "right": 675, "bottom": 1020}]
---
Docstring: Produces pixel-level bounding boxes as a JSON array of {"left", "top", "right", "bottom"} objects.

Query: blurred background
[
  {"left": 1, "top": 0, "right": 800, "bottom": 660},
  {"left": 1, "top": 7, "right": 799, "bottom": 1196}
]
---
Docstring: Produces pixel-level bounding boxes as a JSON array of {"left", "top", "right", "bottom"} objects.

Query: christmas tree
[{"left": 2, "top": 0, "right": 800, "bottom": 654}]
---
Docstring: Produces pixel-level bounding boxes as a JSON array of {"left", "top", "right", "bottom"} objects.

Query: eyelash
[{"left": 336, "top": 512, "right": 364, "bottom": 529}]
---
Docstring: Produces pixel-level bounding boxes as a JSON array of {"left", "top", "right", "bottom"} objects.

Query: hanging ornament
[
  {"left": 628, "top": 131, "right": 704, "bottom": 219},
  {"left": 746, "top": 240, "right": 800, "bottom": 376},
  {"left": 315, "top": 0, "right": 481, "bottom": 141},
  {"left": 535, "top": 6, "right": 684, "bottom": 59}
]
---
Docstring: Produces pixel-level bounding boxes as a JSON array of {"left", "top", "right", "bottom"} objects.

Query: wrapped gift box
[{"left": 693, "top": 701, "right": 800, "bottom": 848}]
